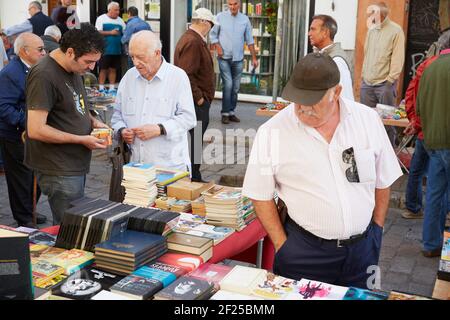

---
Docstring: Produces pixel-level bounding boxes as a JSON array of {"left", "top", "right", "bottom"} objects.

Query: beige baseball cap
[{"left": 192, "top": 8, "right": 219, "bottom": 26}]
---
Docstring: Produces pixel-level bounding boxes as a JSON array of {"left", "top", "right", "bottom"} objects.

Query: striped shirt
[{"left": 243, "top": 99, "right": 402, "bottom": 240}]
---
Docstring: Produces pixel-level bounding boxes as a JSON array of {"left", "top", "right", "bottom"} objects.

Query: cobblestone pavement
[{"left": 0, "top": 100, "right": 445, "bottom": 298}]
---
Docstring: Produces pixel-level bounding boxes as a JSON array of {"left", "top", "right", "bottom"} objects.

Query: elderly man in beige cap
[{"left": 174, "top": 8, "right": 218, "bottom": 182}]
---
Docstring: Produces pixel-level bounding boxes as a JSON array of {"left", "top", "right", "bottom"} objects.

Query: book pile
[
  {"left": 32, "top": 260, "right": 66, "bottom": 288},
  {"left": 438, "top": 229, "right": 450, "bottom": 282},
  {"left": 167, "top": 233, "right": 213, "bottom": 262},
  {"left": 167, "top": 180, "right": 214, "bottom": 200},
  {"left": 191, "top": 196, "right": 206, "bottom": 216},
  {"left": 127, "top": 207, "right": 180, "bottom": 237},
  {"left": 170, "top": 199, "right": 192, "bottom": 213},
  {"left": 203, "top": 185, "right": 256, "bottom": 231},
  {"left": 174, "top": 213, "right": 235, "bottom": 245},
  {"left": 56, "top": 198, "right": 136, "bottom": 251},
  {"left": 122, "top": 163, "right": 158, "bottom": 207},
  {"left": 153, "top": 276, "right": 215, "bottom": 300},
  {"left": 94, "top": 230, "right": 168, "bottom": 275},
  {"left": 155, "top": 197, "right": 177, "bottom": 210},
  {"left": 156, "top": 168, "right": 190, "bottom": 198}
]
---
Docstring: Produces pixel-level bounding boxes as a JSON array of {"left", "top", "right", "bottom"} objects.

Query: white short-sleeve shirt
[{"left": 242, "top": 98, "right": 402, "bottom": 240}]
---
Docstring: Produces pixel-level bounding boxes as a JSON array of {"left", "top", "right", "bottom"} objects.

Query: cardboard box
[{"left": 167, "top": 181, "right": 214, "bottom": 201}]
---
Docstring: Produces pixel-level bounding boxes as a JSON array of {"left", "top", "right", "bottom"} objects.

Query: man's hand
[
  {"left": 121, "top": 128, "right": 135, "bottom": 145},
  {"left": 132, "top": 124, "right": 161, "bottom": 141},
  {"left": 403, "top": 123, "right": 417, "bottom": 136},
  {"left": 80, "top": 135, "right": 107, "bottom": 150},
  {"left": 92, "top": 118, "right": 109, "bottom": 129},
  {"left": 197, "top": 98, "right": 205, "bottom": 106},
  {"left": 110, "top": 29, "right": 120, "bottom": 36},
  {"left": 252, "top": 57, "right": 259, "bottom": 69},
  {"left": 216, "top": 44, "right": 224, "bottom": 58}
]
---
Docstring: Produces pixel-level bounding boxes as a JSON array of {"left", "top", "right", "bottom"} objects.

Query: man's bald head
[
  {"left": 14, "top": 32, "right": 45, "bottom": 65},
  {"left": 129, "top": 30, "right": 162, "bottom": 55},
  {"left": 128, "top": 31, "right": 163, "bottom": 80}
]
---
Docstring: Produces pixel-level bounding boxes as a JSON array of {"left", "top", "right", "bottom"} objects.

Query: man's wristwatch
[{"left": 157, "top": 124, "right": 167, "bottom": 136}]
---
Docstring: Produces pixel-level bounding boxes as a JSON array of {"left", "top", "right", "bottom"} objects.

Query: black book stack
[
  {"left": 56, "top": 198, "right": 138, "bottom": 251},
  {"left": 127, "top": 207, "right": 181, "bottom": 237}
]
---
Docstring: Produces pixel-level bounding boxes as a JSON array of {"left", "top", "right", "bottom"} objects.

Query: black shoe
[
  {"left": 191, "top": 178, "right": 209, "bottom": 183},
  {"left": 229, "top": 115, "right": 240, "bottom": 122},
  {"left": 422, "top": 248, "right": 442, "bottom": 258},
  {"left": 36, "top": 213, "right": 47, "bottom": 225},
  {"left": 221, "top": 115, "right": 230, "bottom": 124}
]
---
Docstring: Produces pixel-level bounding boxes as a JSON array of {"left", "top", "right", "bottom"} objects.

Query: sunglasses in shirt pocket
[{"left": 353, "top": 148, "right": 377, "bottom": 184}]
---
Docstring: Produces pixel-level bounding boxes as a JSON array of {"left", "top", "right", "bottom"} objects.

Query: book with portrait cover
[
  {"left": 0, "top": 229, "right": 33, "bottom": 300},
  {"left": 110, "top": 275, "right": 163, "bottom": 300},
  {"left": 153, "top": 276, "right": 214, "bottom": 300},
  {"left": 51, "top": 266, "right": 125, "bottom": 300},
  {"left": 284, "top": 278, "right": 349, "bottom": 300}
]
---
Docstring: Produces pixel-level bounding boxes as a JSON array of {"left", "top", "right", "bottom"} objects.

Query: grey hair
[
  {"left": 14, "top": 32, "right": 30, "bottom": 54},
  {"left": 108, "top": 1, "right": 120, "bottom": 11},
  {"left": 44, "top": 25, "right": 62, "bottom": 39},
  {"left": 29, "top": 1, "right": 42, "bottom": 11},
  {"left": 312, "top": 14, "right": 338, "bottom": 41},
  {"left": 131, "top": 30, "right": 162, "bottom": 54},
  {"left": 437, "top": 28, "right": 450, "bottom": 51}
]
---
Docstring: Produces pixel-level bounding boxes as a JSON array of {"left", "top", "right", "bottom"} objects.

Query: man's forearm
[
  {"left": 28, "top": 123, "right": 82, "bottom": 145},
  {"left": 252, "top": 199, "right": 287, "bottom": 251},
  {"left": 373, "top": 187, "right": 391, "bottom": 227},
  {"left": 248, "top": 44, "right": 257, "bottom": 61}
]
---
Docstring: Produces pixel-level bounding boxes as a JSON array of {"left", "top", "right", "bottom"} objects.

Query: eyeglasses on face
[{"left": 342, "top": 147, "right": 360, "bottom": 183}]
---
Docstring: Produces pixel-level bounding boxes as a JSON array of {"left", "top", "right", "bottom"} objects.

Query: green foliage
[{"left": 264, "top": 1, "right": 278, "bottom": 35}]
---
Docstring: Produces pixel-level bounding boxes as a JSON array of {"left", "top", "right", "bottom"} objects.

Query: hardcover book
[
  {"left": 167, "top": 233, "right": 213, "bottom": 255},
  {"left": 188, "top": 263, "right": 232, "bottom": 287},
  {"left": 219, "top": 265, "right": 267, "bottom": 296},
  {"left": 132, "top": 265, "right": 178, "bottom": 288},
  {"left": 0, "top": 229, "right": 33, "bottom": 300},
  {"left": 157, "top": 252, "right": 204, "bottom": 273},
  {"left": 47, "top": 249, "right": 94, "bottom": 275},
  {"left": 110, "top": 275, "right": 163, "bottom": 300},
  {"left": 153, "top": 276, "right": 214, "bottom": 300}
]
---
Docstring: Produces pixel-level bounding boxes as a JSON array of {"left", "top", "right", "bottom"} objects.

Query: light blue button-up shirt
[
  {"left": 210, "top": 10, "right": 254, "bottom": 62},
  {"left": 111, "top": 59, "right": 197, "bottom": 172}
]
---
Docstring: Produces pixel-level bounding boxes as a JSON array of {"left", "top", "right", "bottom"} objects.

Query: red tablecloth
[{"left": 42, "top": 219, "right": 276, "bottom": 270}]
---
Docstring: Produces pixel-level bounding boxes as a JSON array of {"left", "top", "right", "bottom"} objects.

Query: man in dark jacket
[
  {"left": 5, "top": 1, "right": 54, "bottom": 37},
  {"left": 174, "top": 8, "right": 218, "bottom": 182},
  {"left": 0, "top": 32, "right": 46, "bottom": 227}
]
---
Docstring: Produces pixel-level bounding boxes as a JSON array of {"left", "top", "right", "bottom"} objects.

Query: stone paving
[{"left": 0, "top": 100, "right": 446, "bottom": 298}]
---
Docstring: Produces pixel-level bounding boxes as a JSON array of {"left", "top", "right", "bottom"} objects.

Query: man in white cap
[{"left": 174, "top": 8, "right": 218, "bottom": 182}]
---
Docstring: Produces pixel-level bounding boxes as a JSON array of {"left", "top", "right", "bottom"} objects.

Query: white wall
[
  {"left": 0, "top": 0, "right": 49, "bottom": 29},
  {"left": 76, "top": 0, "right": 90, "bottom": 23},
  {"left": 314, "top": 0, "right": 358, "bottom": 50}
]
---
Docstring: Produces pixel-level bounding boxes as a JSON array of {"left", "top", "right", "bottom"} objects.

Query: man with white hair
[
  {"left": 111, "top": 31, "right": 197, "bottom": 172},
  {"left": 41, "top": 25, "right": 61, "bottom": 53},
  {"left": 5, "top": 1, "right": 54, "bottom": 37},
  {"left": 0, "top": 32, "right": 46, "bottom": 227},
  {"left": 95, "top": 1, "right": 126, "bottom": 94}
]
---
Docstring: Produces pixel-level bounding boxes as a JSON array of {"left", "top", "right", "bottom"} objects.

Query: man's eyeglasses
[
  {"left": 25, "top": 46, "right": 46, "bottom": 53},
  {"left": 342, "top": 147, "right": 360, "bottom": 183}
]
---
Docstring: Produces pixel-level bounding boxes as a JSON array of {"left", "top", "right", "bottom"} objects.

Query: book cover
[
  {"left": 32, "top": 260, "right": 65, "bottom": 279},
  {"left": 34, "top": 274, "right": 67, "bottom": 290},
  {"left": 388, "top": 291, "right": 431, "bottom": 300},
  {"left": 0, "top": 229, "right": 33, "bottom": 300},
  {"left": 91, "top": 290, "right": 132, "bottom": 300},
  {"left": 251, "top": 273, "right": 298, "bottom": 300},
  {"left": 343, "top": 287, "right": 389, "bottom": 300},
  {"left": 29, "top": 244, "right": 66, "bottom": 262},
  {"left": 437, "top": 259, "right": 450, "bottom": 281},
  {"left": 443, "top": 230, "right": 450, "bottom": 261},
  {"left": 132, "top": 265, "right": 177, "bottom": 287},
  {"left": 219, "top": 265, "right": 267, "bottom": 295},
  {"left": 95, "top": 230, "right": 166, "bottom": 257},
  {"left": 154, "top": 276, "right": 214, "bottom": 300},
  {"left": 47, "top": 249, "right": 94, "bottom": 275},
  {"left": 284, "top": 279, "right": 349, "bottom": 300},
  {"left": 157, "top": 252, "right": 204, "bottom": 273},
  {"left": 51, "top": 266, "right": 125, "bottom": 300},
  {"left": 110, "top": 275, "right": 163, "bottom": 300},
  {"left": 29, "top": 231, "right": 57, "bottom": 246},
  {"left": 188, "top": 263, "right": 232, "bottom": 285},
  {"left": 167, "top": 233, "right": 213, "bottom": 255}
]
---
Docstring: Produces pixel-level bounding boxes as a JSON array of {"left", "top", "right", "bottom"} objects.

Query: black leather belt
[{"left": 286, "top": 216, "right": 370, "bottom": 248}]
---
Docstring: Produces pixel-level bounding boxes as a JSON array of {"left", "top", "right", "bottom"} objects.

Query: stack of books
[
  {"left": 55, "top": 198, "right": 136, "bottom": 251},
  {"left": 174, "top": 213, "right": 235, "bottom": 245},
  {"left": 166, "top": 233, "right": 213, "bottom": 262},
  {"left": 203, "top": 185, "right": 256, "bottom": 231},
  {"left": 155, "top": 168, "right": 190, "bottom": 198},
  {"left": 94, "top": 230, "right": 168, "bottom": 275},
  {"left": 191, "top": 196, "right": 206, "bottom": 216},
  {"left": 122, "top": 163, "right": 158, "bottom": 208},
  {"left": 32, "top": 260, "right": 66, "bottom": 288},
  {"left": 170, "top": 200, "right": 192, "bottom": 213},
  {"left": 127, "top": 207, "right": 180, "bottom": 237},
  {"left": 155, "top": 197, "right": 177, "bottom": 210}
]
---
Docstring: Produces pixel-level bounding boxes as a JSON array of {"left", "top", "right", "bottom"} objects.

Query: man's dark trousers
[
  {"left": 0, "top": 138, "right": 41, "bottom": 226},
  {"left": 273, "top": 217, "right": 383, "bottom": 289},
  {"left": 189, "top": 100, "right": 211, "bottom": 181}
]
